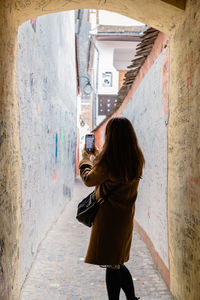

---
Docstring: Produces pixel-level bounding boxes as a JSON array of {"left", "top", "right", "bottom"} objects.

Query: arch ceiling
[{"left": 13, "top": 0, "right": 186, "bottom": 36}]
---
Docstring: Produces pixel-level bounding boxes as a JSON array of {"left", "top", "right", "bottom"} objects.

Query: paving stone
[{"left": 20, "top": 179, "right": 174, "bottom": 300}]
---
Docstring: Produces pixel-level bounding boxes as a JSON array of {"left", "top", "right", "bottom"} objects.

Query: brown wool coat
[{"left": 79, "top": 156, "right": 140, "bottom": 266}]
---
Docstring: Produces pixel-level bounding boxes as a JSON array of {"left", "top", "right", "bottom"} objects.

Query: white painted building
[{"left": 88, "top": 10, "right": 145, "bottom": 127}]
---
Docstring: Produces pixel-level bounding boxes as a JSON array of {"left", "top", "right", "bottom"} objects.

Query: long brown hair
[{"left": 94, "top": 117, "right": 145, "bottom": 181}]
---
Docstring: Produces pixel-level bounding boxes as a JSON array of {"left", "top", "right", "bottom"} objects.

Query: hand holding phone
[{"left": 85, "top": 134, "right": 95, "bottom": 154}]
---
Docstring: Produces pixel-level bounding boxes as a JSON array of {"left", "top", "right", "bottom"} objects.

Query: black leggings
[{"left": 106, "top": 264, "right": 136, "bottom": 300}]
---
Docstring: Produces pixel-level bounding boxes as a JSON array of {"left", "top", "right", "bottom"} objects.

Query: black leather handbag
[
  {"left": 76, "top": 191, "right": 104, "bottom": 227},
  {"left": 76, "top": 185, "right": 118, "bottom": 227}
]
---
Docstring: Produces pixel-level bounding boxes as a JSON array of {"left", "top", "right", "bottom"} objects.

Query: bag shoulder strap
[{"left": 99, "top": 182, "right": 120, "bottom": 200}]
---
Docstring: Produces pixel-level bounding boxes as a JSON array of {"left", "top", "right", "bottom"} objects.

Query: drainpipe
[{"left": 89, "top": 35, "right": 99, "bottom": 129}]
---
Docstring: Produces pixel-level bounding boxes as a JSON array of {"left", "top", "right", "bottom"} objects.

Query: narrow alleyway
[{"left": 20, "top": 179, "right": 173, "bottom": 300}]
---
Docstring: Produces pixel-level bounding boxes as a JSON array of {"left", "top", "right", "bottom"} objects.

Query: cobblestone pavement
[{"left": 20, "top": 179, "right": 174, "bottom": 300}]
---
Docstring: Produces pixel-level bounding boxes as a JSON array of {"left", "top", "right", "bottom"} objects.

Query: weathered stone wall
[
  {"left": 0, "top": 5, "right": 21, "bottom": 300},
  {"left": 17, "top": 11, "right": 77, "bottom": 286},
  {"left": 168, "top": 1, "right": 200, "bottom": 299}
]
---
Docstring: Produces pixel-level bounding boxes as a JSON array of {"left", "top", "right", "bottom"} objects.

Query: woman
[{"left": 79, "top": 117, "right": 145, "bottom": 300}]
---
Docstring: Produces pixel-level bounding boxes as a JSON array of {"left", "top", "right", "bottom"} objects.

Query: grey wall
[
  {"left": 75, "top": 9, "right": 91, "bottom": 99},
  {"left": 17, "top": 11, "right": 77, "bottom": 285},
  {"left": 122, "top": 47, "right": 169, "bottom": 268}
]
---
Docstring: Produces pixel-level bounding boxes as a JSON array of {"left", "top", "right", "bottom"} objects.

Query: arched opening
[
  {"left": 1, "top": 1, "right": 200, "bottom": 300},
  {"left": 17, "top": 10, "right": 171, "bottom": 300}
]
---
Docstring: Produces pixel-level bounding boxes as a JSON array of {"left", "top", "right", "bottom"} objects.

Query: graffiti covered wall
[
  {"left": 93, "top": 32, "right": 170, "bottom": 284},
  {"left": 122, "top": 42, "right": 169, "bottom": 271},
  {"left": 17, "top": 11, "right": 77, "bottom": 285}
]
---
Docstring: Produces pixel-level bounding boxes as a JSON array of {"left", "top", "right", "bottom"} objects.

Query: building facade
[{"left": 88, "top": 10, "right": 145, "bottom": 127}]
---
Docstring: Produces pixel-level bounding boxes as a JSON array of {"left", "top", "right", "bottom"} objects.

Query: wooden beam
[{"left": 161, "top": 0, "right": 186, "bottom": 10}]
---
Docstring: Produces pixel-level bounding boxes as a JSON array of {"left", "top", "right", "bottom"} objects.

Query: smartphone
[{"left": 85, "top": 134, "right": 95, "bottom": 153}]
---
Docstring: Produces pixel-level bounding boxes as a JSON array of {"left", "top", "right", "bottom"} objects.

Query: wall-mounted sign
[{"left": 102, "top": 72, "right": 112, "bottom": 87}]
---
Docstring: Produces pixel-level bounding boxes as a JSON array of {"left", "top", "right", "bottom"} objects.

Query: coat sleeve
[{"left": 79, "top": 156, "right": 108, "bottom": 187}]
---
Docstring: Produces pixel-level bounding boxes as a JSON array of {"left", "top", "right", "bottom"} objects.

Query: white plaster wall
[
  {"left": 113, "top": 42, "right": 138, "bottom": 70},
  {"left": 122, "top": 51, "right": 169, "bottom": 268},
  {"left": 18, "top": 11, "right": 77, "bottom": 285},
  {"left": 97, "top": 40, "right": 119, "bottom": 95},
  {"left": 95, "top": 40, "right": 140, "bottom": 126},
  {"left": 96, "top": 40, "right": 119, "bottom": 125}
]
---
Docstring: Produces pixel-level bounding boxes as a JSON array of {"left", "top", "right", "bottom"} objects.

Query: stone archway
[{"left": 1, "top": 1, "right": 200, "bottom": 300}]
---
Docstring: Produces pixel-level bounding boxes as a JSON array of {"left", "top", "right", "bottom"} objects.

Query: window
[{"left": 98, "top": 95, "right": 118, "bottom": 115}]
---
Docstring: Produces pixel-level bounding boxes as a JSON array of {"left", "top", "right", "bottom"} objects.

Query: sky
[{"left": 99, "top": 10, "right": 144, "bottom": 26}]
